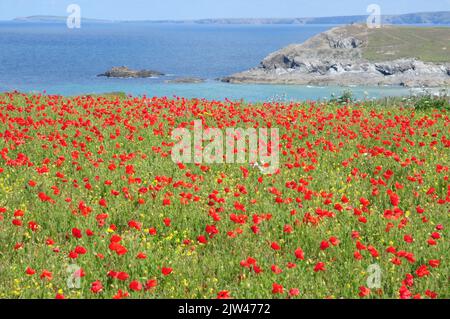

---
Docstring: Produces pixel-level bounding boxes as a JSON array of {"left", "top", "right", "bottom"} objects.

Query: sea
[{"left": 0, "top": 21, "right": 438, "bottom": 102}]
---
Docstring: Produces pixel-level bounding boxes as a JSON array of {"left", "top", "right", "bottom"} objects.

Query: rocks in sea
[
  {"left": 165, "top": 77, "right": 205, "bottom": 84},
  {"left": 98, "top": 66, "right": 164, "bottom": 78}
]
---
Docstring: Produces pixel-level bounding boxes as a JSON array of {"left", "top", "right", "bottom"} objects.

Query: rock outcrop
[
  {"left": 98, "top": 66, "right": 164, "bottom": 78},
  {"left": 222, "top": 25, "right": 450, "bottom": 87}
]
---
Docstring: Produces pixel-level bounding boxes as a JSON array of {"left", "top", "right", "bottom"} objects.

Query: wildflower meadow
[{"left": 0, "top": 92, "right": 448, "bottom": 299}]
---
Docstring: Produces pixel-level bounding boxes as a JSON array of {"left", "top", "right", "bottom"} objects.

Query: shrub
[
  {"left": 414, "top": 94, "right": 450, "bottom": 111},
  {"left": 330, "top": 90, "right": 354, "bottom": 104}
]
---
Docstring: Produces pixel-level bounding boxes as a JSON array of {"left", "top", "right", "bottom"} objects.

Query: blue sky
[{"left": 0, "top": 0, "right": 449, "bottom": 20}]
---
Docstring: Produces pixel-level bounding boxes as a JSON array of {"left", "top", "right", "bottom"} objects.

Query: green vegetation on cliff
[{"left": 364, "top": 26, "right": 450, "bottom": 63}]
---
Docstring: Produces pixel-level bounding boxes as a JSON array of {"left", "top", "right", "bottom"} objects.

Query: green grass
[{"left": 363, "top": 26, "right": 450, "bottom": 63}]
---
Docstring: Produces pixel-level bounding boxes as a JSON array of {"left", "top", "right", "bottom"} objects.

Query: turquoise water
[
  {"left": 36, "top": 80, "right": 417, "bottom": 102},
  {"left": 0, "top": 22, "right": 427, "bottom": 101}
]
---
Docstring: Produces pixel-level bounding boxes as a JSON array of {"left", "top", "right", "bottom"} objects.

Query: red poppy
[
  {"left": 294, "top": 248, "right": 304, "bottom": 260},
  {"left": 415, "top": 265, "right": 430, "bottom": 278},
  {"left": 90, "top": 280, "right": 103, "bottom": 293},
  {"left": 271, "top": 242, "right": 281, "bottom": 251},
  {"left": 25, "top": 267, "right": 36, "bottom": 275},
  {"left": 145, "top": 279, "right": 158, "bottom": 290},
  {"left": 314, "top": 262, "right": 325, "bottom": 272},
  {"left": 359, "top": 286, "right": 371, "bottom": 297},
  {"left": 320, "top": 241, "right": 330, "bottom": 250},
  {"left": 40, "top": 270, "right": 52, "bottom": 280},
  {"left": 113, "top": 289, "right": 130, "bottom": 299},
  {"left": 197, "top": 235, "right": 208, "bottom": 244},
  {"left": 162, "top": 267, "right": 173, "bottom": 276},
  {"left": 72, "top": 228, "right": 82, "bottom": 239},
  {"left": 129, "top": 280, "right": 143, "bottom": 291},
  {"left": 289, "top": 288, "right": 300, "bottom": 297},
  {"left": 163, "top": 218, "right": 171, "bottom": 227},
  {"left": 217, "top": 290, "right": 231, "bottom": 299},
  {"left": 117, "top": 272, "right": 129, "bottom": 281},
  {"left": 272, "top": 283, "right": 284, "bottom": 294},
  {"left": 429, "top": 259, "right": 440, "bottom": 268},
  {"left": 271, "top": 265, "right": 283, "bottom": 274}
]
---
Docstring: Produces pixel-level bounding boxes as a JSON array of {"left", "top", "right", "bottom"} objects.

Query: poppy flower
[
  {"left": 367, "top": 246, "right": 379, "bottom": 258},
  {"left": 68, "top": 251, "right": 78, "bottom": 259},
  {"left": 217, "top": 290, "right": 231, "bottom": 299},
  {"left": 329, "top": 237, "right": 340, "bottom": 246},
  {"left": 72, "top": 228, "right": 82, "bottom": 239},
  {"left": 271, "top": 242, "right": 281, "bottom": 251},
  {"left": 28, "top": 221, "right": 38, "bottom": 231},
  {"left": 389, "top": 192, "right": 400, "bottom": 207},
  {"left": 125, "top": 165, "right": 135, "bottom": 175},
  {"left": 197, "top": 235, "right": 208, "bottom": 244},
  {"left": 40, "top": 270, "right": 52, "bottom": 280},
  {"left": 272, "top": 283, "right": 284, "bottom": 294},
  {"left": 289, "top": 288, "right": 300, "bottom": 297},
  {"left": 129, "top": 280, "right": 143, "bottom": 291},
  {"left": 294, "top": 248, "right": 304, "bottom": 260},
  {"left": 75, "top": 246, "right": 87, "bottom": 254},
  {"left": 162, "top": 267, "right": 173, "bottom": 276},
  {"left": 403, "top": 274, "right": 414, "bottom": 287},
  {"left": 90, "top": 280, "right": 103, "bottom": 294},
  {"left": 415, "top": 265, "right": 430, "bottom": 278},
  {"left": 429, "top": 260, "right": 440, "bottom": 268},
  {"left": 117, "top": 272, "right": 129, "bottom": 281},
  {"left": 404, "top": 235, "right": 414, "bottom": 243},
  {"left": 271, "top": 265, "right": 283, "bottom": 274},
  {"left": 399, "top": 285, "right": 412, "bottom": 299},
  {"left": 113, "top": 289, "right": 130, "bottom": 299},
  {"left": 320, "top": 241, "right": 330, "bottom": 250},
  {"left": 163, "top": 218, "right": 171, "bottom": 227},
  {"left": 283, "top": 224, "right": 293, "bottom": 234},
  {"left": 12, "top": 219, "right": 22, "bottom": 226},
  {"left": 314, "top": 262, "right": 325, "bottom": 272},
  {"left": 25, "top": 267, "right": 36, "bottom": 275},
  {"left": 145, "top": 279, "right": 158, "bottom": 290},
  {"left": 99, "top": 198, "right": 107, "bottom": 207},
  {"left": 136, "top": 252, "right": 147, "bottom": 259},
  {"left": 425, "top": 290, "right": 437, "bottom": 299},
  {"left": 359, "top": 286, "right": 371, "bottom": 297}
]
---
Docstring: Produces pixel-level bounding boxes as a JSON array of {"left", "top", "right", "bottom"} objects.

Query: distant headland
[{"left": 11, "top": 11, "right": 450, "bottom": 25}]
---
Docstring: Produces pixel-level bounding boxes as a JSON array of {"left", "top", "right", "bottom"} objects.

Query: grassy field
[
  {"left": 0, "top": 92, "right": 448, "bottom": 299},
  {"left": 363, "top": 26, "right": 450, "bottom": 63}
]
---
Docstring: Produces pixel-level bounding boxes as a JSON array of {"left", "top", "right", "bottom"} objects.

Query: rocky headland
[{"left": 222, "top": 25, "right": 450, "bottom": 87}]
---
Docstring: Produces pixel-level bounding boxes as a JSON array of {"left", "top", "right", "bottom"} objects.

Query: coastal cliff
[{"left": 222, "top": 25, "right": 450, "bottom": 87}]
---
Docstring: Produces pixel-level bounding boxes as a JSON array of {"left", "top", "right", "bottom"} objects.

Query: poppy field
[{"left": 0, "top": 92, "right": 448, "bottom": 299}]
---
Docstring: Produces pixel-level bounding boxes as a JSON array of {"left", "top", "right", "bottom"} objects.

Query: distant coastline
[{"left": 10, "top": 11, "right": 450, "bottom": 25}]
